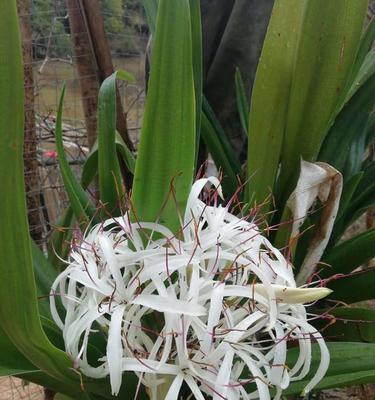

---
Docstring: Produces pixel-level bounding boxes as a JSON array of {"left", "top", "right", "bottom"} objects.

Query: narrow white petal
[
  {"left": 302, "top": 331, "right": 330, "bottom": 395},
  {"left": 165, "top": 374, "right": 184, "bottom": 400},
  {"left": 237, "top": 350, "right": 271, "bottom": 400},
  {"left": 122, "top": 358, "right": 180, "bottom": 375},
  {"left": 132, "top": 294, "right": 206, "bottom": 316},
  {"left": 185, "top": 375, "right": 205, "bottom": 400},
  {"left": 107, "top": 305, "right": 125, "bottom": 395},
  {"left": 213, "top": 349, "right": 234, "bottom": 400}
]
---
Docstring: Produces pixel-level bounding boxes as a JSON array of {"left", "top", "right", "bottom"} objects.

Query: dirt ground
[{"left": 0, "top": 378, "right": 43, "bottom": 400}]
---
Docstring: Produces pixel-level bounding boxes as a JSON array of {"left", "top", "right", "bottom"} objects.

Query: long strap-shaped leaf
[
  {"left": 98, "top": 70, "right": 134, "bottom": 216},
  {"left": 55, "top": 84, "right": 97, "bottom": 226},
  {"left": 277, "top": 0, "right": 367, "bottom": 203},
  {"left": 321, "top": 229, "right": 375, "bottom": 278},
  {"left": 284, "top": 342, "right": 375, "bottom": 395},
  {"left": 0, "top": 2, "right": 86, "bottom": 396},
  {"left": 235, "top": 68, "right": 249, "bottom": 136},
  {"left": 190, "top": 0, "right": 203, "bottom": 163},
  {"left": 246, "top": 0, "right": 305, "bottom": 207},
  {"left": 132, "top": 0, "right": 196, "bottom": 232}
]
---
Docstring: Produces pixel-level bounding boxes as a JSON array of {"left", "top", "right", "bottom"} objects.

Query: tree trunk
[
  {"left": 66, "top": 0, "right": 133, "bottom": 189},
  {"left": 81, "top": 0, "right": 134, "bottom": 152},
  {"left": 17, "top": 0, "right": 44, "bottom": 244},
  {"left": 66, "top": 0, "right": 99, "bottom": 149}
]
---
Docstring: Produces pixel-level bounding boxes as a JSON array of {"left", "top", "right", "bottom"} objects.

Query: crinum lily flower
[
  {"left": 50, "top": 216, "right": 205, "bottom": 395},
  {"left": 51, "top": 177, "right": 331, "bottom": 399}
]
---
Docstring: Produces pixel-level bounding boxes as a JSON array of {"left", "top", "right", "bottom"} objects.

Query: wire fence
[
  {"left": 21, "top": 0, "right": 148, "bottom": 247},
  {"left": 21, "top": 0, "right": 375, "bottom": 249}
]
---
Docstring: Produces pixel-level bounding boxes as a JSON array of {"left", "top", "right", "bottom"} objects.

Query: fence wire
[{"left": 21, "top": 0, "right": 148, "bottom": 247}]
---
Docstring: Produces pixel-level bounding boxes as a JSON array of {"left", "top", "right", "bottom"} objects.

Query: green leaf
[
  {"left": 201, "top": 97, "right": 241, "bottom": 195},
  {"left": 246, "top": 0, "right": 305, "bottom": 207},
  {"left": 0, "top": 326, "right": 37, "bottom": 376},
  {"left": 284, "top": 342, "right": 375, "bottom": 395},
  {"left": 285, "top": 370, "right": 375, "bottom": 395},
  {"left": 98, "top": 70, "right": 135, "bottom": 216},
  {"left": 327, "top": 268, "right": 375, "bottom": 304},
  {"left": 277, "top": 0, "right": 367, "bottom": 203},
  {"left": 319, "top": 71, "right": 375, "bottom": 181},
  {"left": 336, "top": 172, "right": 363, "bottom": 220},
  {"left": 333, "top": 163, "right": 375, "bottom": 238},
  {"left": 321, "top": 307, "right": 375, "bottom": 343},
  {"left": 132, "top": 0, "right": 196, "bottom": 232},
  {"left": 81, "top": 132, "right": 135, "bottom": 190},
  {"left": 321, "top": 229, "right": 375, "bottom": 278},
  {"left": 189, "top": 0, "right": 203, "bottom": 157},
  {"left": 31, "top": 241, "right": 59, "bottom": 318},
  {"left": 114, "top": 132, "right": 136, "bottom": 175},
  {"left": 344, "top": 49, "right": 375, "bottom": 106},
  {"left": 200, "top": 112, "right": 238, "bottom": 195},
  {"left": 348, "top": 161, "right": 375, "bottom": 215},
  {"left": 350, "top": 17, "right": 375, "bottom": 85},
  {"left": 234, "top": 67, "right": 249, "bottom": 136},
  {"left": 142, "top": 0, "right": 158, "bottom": 35},
  {"left": 55, "top": 84, "right": 96, "bottom": 226},
  {"left": 0, "top": 2, "right": 85, "bottom": 394},
  {"left": 55, "top": 395, "right": 76, "bottom": 400}
]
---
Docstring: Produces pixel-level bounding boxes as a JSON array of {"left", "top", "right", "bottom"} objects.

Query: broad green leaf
[
  {"left": 235, "top": 68, "right": 249, "bottom": 136},
  {"left": 98, "top": 70, "right": 135, "bottom": 216},
  {"left": 277, "top": 0, "right": 368, "bottom": 203},
  {"left": 55, "top": 84, "right": 96, "bottom": 226},
  {"left": 0, "top": 326, "right": 37, "bottom": 376},
  {"left": 327, "top": 269, "right": 375, "bottom": 304},
  {"left": 321, "top": 229, "right": 375, "bottom": 278},
  {"left": 246, "top": 0, "right": 305, "bottom": 207},
  {"left": 285, "top": 370, "right": 375, "bottom": 395},
  {"left": 0, "top": 3, "right": 85, "bottom": 395},
  {"left": 132, "top": 0, "right": 196, "bottom": 232},
  {"left": 31, "top": 241, "right": 59, "bottom": 318},
  {"left": 0, "top": 324, "right": 141, "bottom": 400},
  {"left": 321, "top": 308, "right": 375, "bottom": 343},
  {"left": 284, "top": 342, "right": 375, "bottom": 395}
]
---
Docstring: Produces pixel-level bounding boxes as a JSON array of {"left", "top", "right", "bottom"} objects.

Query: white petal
[
  {"left": 132, "top": 294, "right": 206, "bottom": 316},
  {"left": 107, "top": 305, "right": 125, "bottom": 395},
  {"left": 236, "top": 350, "right": 271, "bottom": 400},
  {"left": 165, "top": 374, "right": 184, "bottom": 400},
  {"left": 185, "top": 375, "right": 206, "bottom": 400},
  {"left": 98, "top": 235, "right": 127, "bottom": 298},
  {"left": 213, "top": 348, "right": 234, "bottom": 400}
]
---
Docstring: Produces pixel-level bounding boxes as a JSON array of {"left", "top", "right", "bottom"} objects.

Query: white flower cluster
[{"left": 50, "top": 177, "right": 331, "bottom": 399}]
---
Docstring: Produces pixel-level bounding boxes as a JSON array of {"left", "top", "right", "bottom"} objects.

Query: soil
[{"left": 0, "top": 378, "right": 43, "bottom": 400}]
